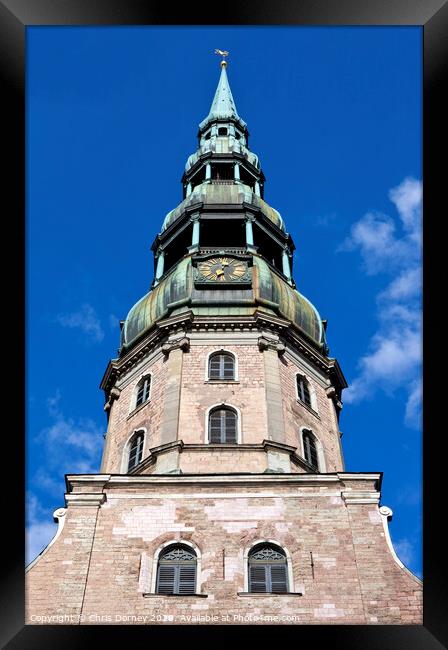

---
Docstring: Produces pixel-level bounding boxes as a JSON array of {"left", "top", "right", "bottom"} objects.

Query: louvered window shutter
[
  {"left": 178, "top": 564, "right": 196, "bottom": 594},
  {"left": 249, "top": 564, "right": 267, "bottom": 592},
  {"left": 156, "top": 546, "right": 197, "bottom": 595},
  {"left": 156, "top": 564, "right": 176, "bottom": 594},
  {"left": 248, "top": 544, "right": 289, "bottom": 593},
  {"left": 269, "top": 564, "right": 288, "bottom": 593}
]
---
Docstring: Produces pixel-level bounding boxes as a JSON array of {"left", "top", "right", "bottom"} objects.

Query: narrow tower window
[
  {"left": 136, "top": 375, "right": 151, "bottom": 408},
  {"left": 156, "top": 545, "right": 197, "bottom": 595},
  {"left": 297, "top": 375, "right": 312, "bottom": 408},
  {"left": 127, "top": 430, "right": 144, "bottom": 472},
  {"left": 208, "top": 352, "right": 235, "bottom": 380},
  {"left": 208, "top": 406, "right": 238, "bottom": 443},
  {"left": 302, "top": 429, "right": 319, "bottom": 471},
  {"left": 248, "top": 544, "right": 288, "bottom": 593},
  {"left": 217, "top": 127, "right": 228, "bottom": 136}
]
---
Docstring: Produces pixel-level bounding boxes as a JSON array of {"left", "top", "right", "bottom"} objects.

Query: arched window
[
  {"left": 297, "top": 375, "right": 312, "bottom": 408},
  {"left": 136, "top": 375, "right": 151, "bottom": 408},
  {"left": 127, "top": 431, "right": 144, "bottom": 471},
  {"left": 302, "top": 429, "right": 319, "bottom": 471},
  {"left": 208, "top": 352, "right": 235, "bottom": 380},
  {"left": 156, "top": 544, "right": 197, "bottom": 595},
  {"left": 208, "top": 406, "right": 237, "bottom": 443},
  {"left": 248, "top": 544, "right": 288, "bottom": 593}
]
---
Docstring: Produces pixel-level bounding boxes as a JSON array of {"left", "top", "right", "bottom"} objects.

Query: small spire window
[
  {"left": 208, "top": 352, "right": 235, "bottom": 380},
  {"left": 136, "top": 375, "right": 151, "bottom": 408},
  {"left": 302, "top": 429, "right": 319, "bottom": 471},
  {"left": 248, "top": 544, "right": 288, "bottom": 593},
  {"left": 217, "top": 127, "right": 228, "bottom": 136},
  {"left": 127, "top": 431, "right": 144, "bottom": 472},
  {"left": 297, "top": 375, "right": 312, "bottom": 408},
  {"left": 208, "top": 406, "right": 238, "bottom": 444},
  {"left": 156, "top": 545, "right": 197, "bottom": 595}
]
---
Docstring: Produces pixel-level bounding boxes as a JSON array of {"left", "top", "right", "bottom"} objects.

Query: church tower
[{"left": 26, "top": 55, "right": 422, "bottom": 625}]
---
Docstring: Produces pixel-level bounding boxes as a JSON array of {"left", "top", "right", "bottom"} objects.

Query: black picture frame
[{"left": 2, "top": 0, "right": 446, "bottom": 647}]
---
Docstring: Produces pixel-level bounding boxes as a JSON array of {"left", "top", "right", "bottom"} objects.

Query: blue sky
[{"left": 26, "top": 26, "right": 422, "bottom": 576}]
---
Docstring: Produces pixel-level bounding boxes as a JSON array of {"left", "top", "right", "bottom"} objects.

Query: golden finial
[{"left": 215, "top": 49, "right": 229, "bottom": 67}]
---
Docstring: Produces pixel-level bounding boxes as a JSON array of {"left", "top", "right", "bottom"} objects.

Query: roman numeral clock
[{"left": 194, "top": 255, "right": 252, "bottom": 285}]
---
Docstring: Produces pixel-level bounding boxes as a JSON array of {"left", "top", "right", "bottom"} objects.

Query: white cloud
[
  {"left": 109, "top": 313, "right": 120, "bottom": 330},
  {"left": 389, "top": 177, "right": 422, "bottom": 242},
  {"left": 26, "top": 493, "right": 57, "bottom": 565},
  {"left": 339, "top": 177, "right": 422, "bottom": 427},
  {"left": 56, "top": 303, "right": 104, "bottom": 342},
  {"left": 379, "top": 267, "right": 421, "bottom": 302},
  {"left": 37, "top": 392, "right": 103, "bottom": 470},
  {"left": 28, "top": 393, "right": 103, "bottom": 563},
  {"left": 393, "top": 537, "right": 414, "bottom": 568},
  {"left": 405, "top": 379, "right": 422, "bottom": 428}
]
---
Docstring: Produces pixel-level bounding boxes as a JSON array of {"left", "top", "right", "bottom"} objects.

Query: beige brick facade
[
  {"left": 26, "top": 475, "right": 422, "bottom": 625},
  {"left": 99, "top": 333, "right": 344, "bottom": 476}
]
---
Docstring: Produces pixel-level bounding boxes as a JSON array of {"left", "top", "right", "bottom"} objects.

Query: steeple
[{"left": 199, "top": 55, "right": 247, "bottom": 133}]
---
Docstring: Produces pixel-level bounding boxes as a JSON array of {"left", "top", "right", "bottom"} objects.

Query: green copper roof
[
  {"left": 199, "top": 64, "right": 246, "bottom": 131},
  {"left": 161, "top": 183, "right": 285, "bottom": 232},
  {"left": 122, "top": 255, "right": 324, "bottom": 351}
]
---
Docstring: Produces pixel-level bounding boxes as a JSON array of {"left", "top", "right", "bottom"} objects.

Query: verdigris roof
[
  {"left": 199, "top": 64, "right": 247, "bottom": 132},
  {"left": 162, "top": 183, "right": 285, "bottom": 232},
  {"left": 122, "top": 255, "right": 324, "bottom": 351}
]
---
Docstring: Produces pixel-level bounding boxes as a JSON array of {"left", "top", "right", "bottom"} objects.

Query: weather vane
[{"left": 215, "top": 49, "right": 229, "bottom": 67}]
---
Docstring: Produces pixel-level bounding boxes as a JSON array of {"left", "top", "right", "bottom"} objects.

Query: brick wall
[
  {"left": 279, "top": 354, "right": 343, "bottom": 472},
  {"left": 26, "top": 479, "right": 422, "bottom": 625}
]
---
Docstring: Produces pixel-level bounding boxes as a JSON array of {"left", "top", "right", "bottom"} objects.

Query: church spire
[{"left": 199, "top": 52, "right": 247, "bottom": 132}]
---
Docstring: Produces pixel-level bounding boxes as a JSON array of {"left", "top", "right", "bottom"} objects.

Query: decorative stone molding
[
  {"left": 326, "top": 384, "right": 343, "bottom": 410},
  {"left": 379, "top": 506, "right": 423, "bottom": 585},
  {"left": 65, "top": 493, "right": 107, "bottom": 507},
  {"left": 26, "top": 507, "right": 68, "bottom": 573},
  {"left": 258, "top": 336, "right": 285, "bottom": 354},
  {"left": 325, "top": 386, "right": 336, "bottom": 398},
  {"left": 341, "top": 490, "right": 380, "bottom": 505},
  {"left": 161, "top": 336, "right": 190, "bottom": 355},
  {"left": 104, "top": 387, "right": 121, "bottom": 412}
]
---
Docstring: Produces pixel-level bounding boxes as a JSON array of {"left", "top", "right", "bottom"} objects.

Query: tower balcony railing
[
  {"left": 198, "top": 246, "right": 247, "bottom": 256},
  {"left": 209, "top": 179, "right": 235, "bottom": 185}
]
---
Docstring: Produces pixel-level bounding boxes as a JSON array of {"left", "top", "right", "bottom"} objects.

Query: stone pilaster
[
  {"left": 258, "top": 335, "right": 286, "bottom": 443},
  {"left": 160, "top": 335, "right": 189, "bottom": 445}
]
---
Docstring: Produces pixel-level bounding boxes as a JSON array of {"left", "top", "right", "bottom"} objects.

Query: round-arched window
[
  {"left": 208, "top": 406, "right": 238, "bottom": 443},
  {"left": 248, "top": 544, "right": 288, "bottom": 593},
  {"left": 156, "top": 544, "right": 197, "bottom": 595}
]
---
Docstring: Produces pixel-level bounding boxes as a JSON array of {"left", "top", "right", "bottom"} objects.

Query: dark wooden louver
[
  {"left": 156, "top": 546, "right": 197, "bottom": 595},
  {"left": 248, "top": 545, "right": 288, "bottom": 593},
  {"left": 209, "top": 408, "right": 237, "bottom": 443},
  {"left": 209, "top": 353, "right": 235, "bottom": 380}
]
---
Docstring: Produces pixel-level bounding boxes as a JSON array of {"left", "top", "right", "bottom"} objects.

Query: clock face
[{"left": 197, "top": 257, "right": 247, "bottom": 282}]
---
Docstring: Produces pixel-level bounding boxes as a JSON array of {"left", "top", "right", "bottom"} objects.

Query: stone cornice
[
  {"left": 341, "top": 490, "right": 380, "bottom": 505},
  {"left": 65, "top": 493, "right": 107, "bottom": 507},
  {"left": 66, "top": 472, "right": 382, "bottom": 492},
  {"left": 101, "top": 309, "right": 345, "bottom": 394}
]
